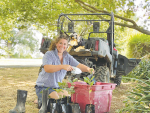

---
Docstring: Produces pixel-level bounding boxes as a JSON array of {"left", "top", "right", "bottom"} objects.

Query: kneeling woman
[{"left": 35, "top": 34, "right": 94, "bottom": 105}]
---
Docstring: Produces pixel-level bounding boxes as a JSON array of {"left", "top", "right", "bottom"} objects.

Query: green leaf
[
  {"left": 83, "top": 77, "right": 89, "bottom": 83},
  {"left": 90, "top": 81, "right": 94, "bottom": 86},
  {"left": 90, "top": 68, "right": 93, "bottom": 74},
  {"left": 45, "top": 87, "right": 50, "bottom": 91},
  {"left": 73, "top": 78, "right": 78, "bottom": 82},
  {"left": 89, "top": 89, "right": 92, "bottom": 94},
  {"left": 53, "top": 88, "right": 63, "bottom": 93},
  {"left": 69, "top": 79, "right": 73, "bottom": 83},
  {"left": 140, "top": 94, "right": 150, "bottom": 101},
  {"left": 91, "top": 76, "right": 95, "bottom": 81},
  {"left": 130, "top": 92, "right": 143, "bottom": 97}
]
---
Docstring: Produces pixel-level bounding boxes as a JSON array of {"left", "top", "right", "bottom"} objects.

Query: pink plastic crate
[{"left": 68, "top": 82, "right": 117, "bottom": 113}]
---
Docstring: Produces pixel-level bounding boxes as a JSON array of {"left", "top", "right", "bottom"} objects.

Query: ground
[{"left": 0, "top": 67, "right": 134, "bottom": 113}]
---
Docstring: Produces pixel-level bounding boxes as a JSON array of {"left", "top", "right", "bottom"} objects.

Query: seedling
[
  {"left": 49, "top": 78, "right": 78, "bottom": 103},
  {"left": 83, "top": 69, "right": 95, "bottom": 110}
]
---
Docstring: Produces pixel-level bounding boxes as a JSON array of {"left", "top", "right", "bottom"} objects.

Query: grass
[
  {"left": 0, "top": 67, "right": 39, "bottom": 113},
  {"left": 0, "top": 67, "right": 136, "bottom": 113},
  {"left": 126, "top": 33, "right": 150, "bottom": 58}
]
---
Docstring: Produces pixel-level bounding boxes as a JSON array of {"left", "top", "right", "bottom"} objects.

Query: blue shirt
[{"left": 36, "top": 48, "right": 79, "bottom": 88}]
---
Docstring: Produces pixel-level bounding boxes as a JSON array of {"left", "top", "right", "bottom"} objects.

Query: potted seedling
[
  {"left": 52, "top": 78, "right": 80, "bottom": 113},
  {"left": 83, "top": 76, "right": 95, "bottom": 113},
  {"left": 46, "top": 67, "right": 80, "bottom": 113},
  {"left": 83, "top": 69, "right": 95, "bottom": 113}
]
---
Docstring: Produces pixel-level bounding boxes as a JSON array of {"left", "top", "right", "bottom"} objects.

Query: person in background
[{"left": 35, "top": 34, "right": 94, "bottom": 105}]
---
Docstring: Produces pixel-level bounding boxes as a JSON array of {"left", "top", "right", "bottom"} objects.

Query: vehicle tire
[
  {"left": 76, "top": 58, "right": 92, "bottom": 80},
  {"left": 94, "top": 66, "right": 110, "bottom": 83},
  {"left": 65, "top": 58, "right": 91, "bottom": 81},
  {"left": 114, "top": 75, "right": 122, "bottom": 86}
]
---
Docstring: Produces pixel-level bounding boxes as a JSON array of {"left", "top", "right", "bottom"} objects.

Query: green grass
[
  {"left": 0, "top": 67, "right": 137, "bottom": 113},
  {"left": 126, "top": 33, "right": 150, "bottom": 58}
]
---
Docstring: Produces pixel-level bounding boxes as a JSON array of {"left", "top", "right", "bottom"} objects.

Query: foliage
[
  {"left": 50, "top": 78, "right": 78, "bottom": 99},
  {"left": 10, "top": 29, "right": 38, "bottom": 52},
  {"left": 83, "top": 76, "right": 95, "bottom": 87},
  {"left": 75, "top": 0, "right": 150, "bottom": 35},
  {"left": 118, "top": 77, "right": 150, "bottom": 113},
  {"left": 0, "top": 0, "right": 86, "bottom": 57},
  {"left": 127, "top": 59, "right": 150, "bottom": 80},
  {"left": 1, "top": 0, "right": 150, "bottom": 57},
  {"left": 83, "top": 76, "right": 95, "bottom": 94},
  {"left": 83, "top": 68, "right": 95, "bottom": 87},
  {"left": 3, "top": 28, "right": 39, "bottom": 58},
  {"left": 0, "top": 0, "right": 85, "bottom": 40},
  {"left": 83, "top": 75, "right": 95, "bottom": 105},
  {"left": 126, "top": 53, "right": 150, "bottom": 81},
  {"left": 11, "top": 52, "right": 33, "bottom": 59},
  {"left": 126, "top": 33, "right": 150, "bottom": 58},
  {"left": 114, "top": 27, "right": 137, "bottom": 55},
  {"left": 0, "top": 0, "right": 150, "bottom": 38},
  {"left": 119, "top": 55, "right": 150, "bottom": 112}
]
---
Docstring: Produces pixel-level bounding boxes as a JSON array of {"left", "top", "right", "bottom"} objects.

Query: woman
[{"left": 35, "top": 34, "right": 94, "bottom": 104}]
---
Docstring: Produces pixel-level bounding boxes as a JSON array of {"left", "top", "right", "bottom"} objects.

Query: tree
[
  {"left": 0, "top": 0, "right": 150, "bottom": 57},
  {"left": 74, "top": 0, "right": 150, "bottom": 35},
  {"left": 1, "top": 0, "right": 149, "bottom": 36},
  {"left": 5, "top": 28, "right": 39, "bottom": 58}
]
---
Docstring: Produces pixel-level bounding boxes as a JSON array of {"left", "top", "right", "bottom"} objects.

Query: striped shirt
[{"left": 36, "top": 48, "right": 79, "bottom": 88}]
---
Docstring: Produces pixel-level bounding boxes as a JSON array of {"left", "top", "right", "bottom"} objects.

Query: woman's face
[{"left": 56, "top": 39, "right": 68, "bottom": 54}]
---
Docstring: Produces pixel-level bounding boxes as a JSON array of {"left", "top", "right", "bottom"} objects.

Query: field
[{"left": 0, "top": 67, "right": 134, "bottom": 113}]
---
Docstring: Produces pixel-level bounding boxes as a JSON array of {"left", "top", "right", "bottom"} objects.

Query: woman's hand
[
  {"left": 87, "top": 68, "right": 95, "bottom": 74},
  {"left": 62, "top": 65, "right": 74, "bottom": 71},
  {"left": 77, "top": 63, "right": 95, "bottom": 74}
]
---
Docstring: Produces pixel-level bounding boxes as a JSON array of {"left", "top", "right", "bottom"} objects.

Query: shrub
[
  {"left": 117, "top": 54, "right": 150, "bottom": 112},
  {"left": 126, "top": 34, "right": 150, "bottom": 58},
  {"left": 127, "top": 54, "right": 150, "bottom": 80},
  {"left": 117, "top": 77, "right": 150, "bottom": 113}
]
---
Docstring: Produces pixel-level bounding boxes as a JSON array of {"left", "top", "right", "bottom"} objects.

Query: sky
[{"left": 134, "top": 0, "right": 150, "bottom": 30}]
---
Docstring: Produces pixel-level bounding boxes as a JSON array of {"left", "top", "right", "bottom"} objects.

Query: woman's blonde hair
[{"left": 49, "top": 34, "right": 69, "bottom": 51}]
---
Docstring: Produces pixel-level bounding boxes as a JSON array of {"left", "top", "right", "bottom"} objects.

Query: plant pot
[
  {"left": 54, "top": 100, "right": 62, "bottom": 113},
  {"left": 85, "top": 104, "right": 95, "bottom": 113},
  {"left": 47, "top": 98, "right": 57, "bottom": 113},
  {"left": 65, "top": 96, "right": 72, "bottom": 104},
  {"left": 68, "top": 103, "right": 81, "bottom": 113},
  {"left": 47, "top": 97, "right": 73, "bottom": 113}
]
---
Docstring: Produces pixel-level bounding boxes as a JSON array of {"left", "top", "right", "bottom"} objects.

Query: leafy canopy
[
  {"left": 1, "top": 0, "right": 150, "bottom": 38},
  {"left": 0, "top": 0, "right": 150, "bottom": 57}
]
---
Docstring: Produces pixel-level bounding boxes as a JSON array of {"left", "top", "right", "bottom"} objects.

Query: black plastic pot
[
  {"left": 47, "top": 98, "right": 56, "bottom": 113},
  {"left": 47, "top": 96, "right": 72, "bottom": 112},
  {"left": 85, "top": 104, "right": 95, "bottom": 113},
  {"left": 67, "top": 103, "right": 81, "bottom": 113},
  {"left": 47, "top": 98, "right": 80, "bottom": 113},
  {"left": 64, "top": 96, "right": 72, "bottom": 104},
  {"left": 48, "top": 99, "right": 62, "bottom": 113},
  {"left": 54, "top": 100, "right": 62, "bottom": 113}
]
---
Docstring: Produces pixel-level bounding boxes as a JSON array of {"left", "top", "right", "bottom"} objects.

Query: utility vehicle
[{"left": 40, "top": 12, "right": 141, "bottom": 85}]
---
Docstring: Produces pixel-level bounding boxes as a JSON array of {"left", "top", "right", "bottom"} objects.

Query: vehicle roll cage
[{"left": 57, "top": 12, "right": 114, "bottom": 55}]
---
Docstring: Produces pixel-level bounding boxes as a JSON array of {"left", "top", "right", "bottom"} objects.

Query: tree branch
[
  {"left": 115, "top": 22, "right": 150, "bottom": 35},
  {"left": 75, "top": 0, "right": 150, "bottom": 35}
]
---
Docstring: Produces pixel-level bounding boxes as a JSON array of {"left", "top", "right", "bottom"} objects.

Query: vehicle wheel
[
  {"left": 94, "top": 66, "right": 110, "bottom": 83},
  {"left": 65, "top": 58, "right": 92, "bottom": 81},
  {"left": 114, "top": 75, "right": 122, "bottom": 86}
]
